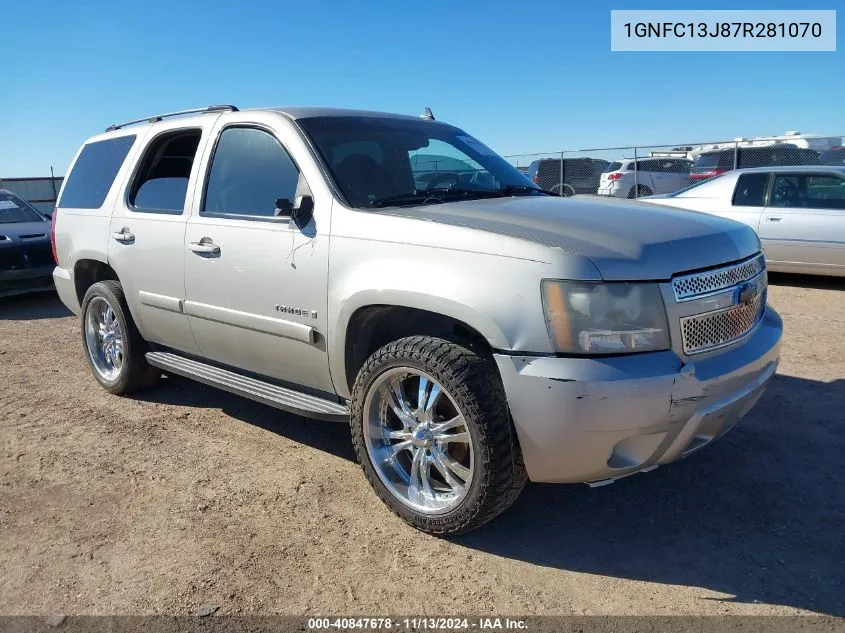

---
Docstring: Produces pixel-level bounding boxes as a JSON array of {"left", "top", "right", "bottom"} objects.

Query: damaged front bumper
[{"left": 494, "top": 306, "right": 782, "bottom": 484}]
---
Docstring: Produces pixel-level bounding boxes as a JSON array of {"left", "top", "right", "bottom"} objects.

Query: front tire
[
  {"left": 350, "top": 336, "right": 527, "bottom": 535},
  {"left": 80, "top": 280, "right": 160, "bottom": 395}
]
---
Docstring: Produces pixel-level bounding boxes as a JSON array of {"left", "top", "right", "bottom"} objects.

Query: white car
[
  {"left": 640, "top": 166, "right": 845, "bottom": 277},
  {"left": 598, "top": 157, "right": 693, "bottom": 198}
]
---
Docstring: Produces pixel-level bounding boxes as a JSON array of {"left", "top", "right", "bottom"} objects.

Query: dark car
[
  {"left": 690, "top": 144, "right": 821, "bottom": 181},
  {"left": 0, "top": 189, "right": 55, "bottom": 298},
  {"left": 526, "top": 158, "right": 610, "bottom": 196}
]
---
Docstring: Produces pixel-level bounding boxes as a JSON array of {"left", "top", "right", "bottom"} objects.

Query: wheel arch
[
  {"left": 332, "top": 291, "right": 510, "bottom": 398},
  {"left": 74, "top": 258, "right": 120, "bottom": 306}
]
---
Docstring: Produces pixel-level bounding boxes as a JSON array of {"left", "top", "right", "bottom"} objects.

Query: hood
[
  {"left": 0, "top": 220, "right": 51, "bottom": 245},
  {"left": 378, "top": 196, "right": 760, "bottom": 280}
]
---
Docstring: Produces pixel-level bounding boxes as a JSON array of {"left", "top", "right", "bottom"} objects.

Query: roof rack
[{"left": 105, "top": 104, "right": 239, "bottom": 132}]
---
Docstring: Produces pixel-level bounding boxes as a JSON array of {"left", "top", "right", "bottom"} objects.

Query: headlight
[{"left": 541, "top": 280, "right": 670, "bottom": 354}]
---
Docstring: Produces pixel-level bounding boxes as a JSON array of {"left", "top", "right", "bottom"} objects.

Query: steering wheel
[
  {"left": 469, "top": 171, "right": 496, "bottom": 187},
  {"left": 424, "top": 172, "right": 460, "bottom": 189}
]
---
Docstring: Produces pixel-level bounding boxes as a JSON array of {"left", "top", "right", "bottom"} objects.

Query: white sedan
[{"left": 640, "top": 166, "right": 845, "bottom": 277}]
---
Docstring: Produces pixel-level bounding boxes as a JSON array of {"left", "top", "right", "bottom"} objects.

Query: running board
[{"left": 145, "top": 351, "right": 349, "bottom": 422}]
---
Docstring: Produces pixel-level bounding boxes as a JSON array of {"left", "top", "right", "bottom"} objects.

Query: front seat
[{"left": 334, "top": 154, "right": 394, "bottom": 206}]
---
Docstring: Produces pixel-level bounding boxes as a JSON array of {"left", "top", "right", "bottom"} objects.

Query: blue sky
[{"left": 2, "top": 0, "right": 842, "bottom": 176}]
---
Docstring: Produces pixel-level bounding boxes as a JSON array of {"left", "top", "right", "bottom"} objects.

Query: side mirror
[
  {"left": 291, "top": 195, "right": 314, "bottom": 229},
  {"left": 275, "top": 196, "right": 314, "bottom": 229},
  {"left": 275, "top": 198, "right": 294, "bottom": 216}
]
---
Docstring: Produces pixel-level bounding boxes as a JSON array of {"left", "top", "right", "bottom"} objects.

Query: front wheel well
[
  {"left": 74, "top": 259, "right": 119, "bottom": 306},
  {"left": 344, "top": 306, "right": 493, "bottom": 391}
]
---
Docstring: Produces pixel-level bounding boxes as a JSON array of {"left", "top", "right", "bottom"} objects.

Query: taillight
[
  {"left": 607, "top": 172, "right": 623, "bottom": 180},
  {"left": 689, "top": 168, "right": 727, "bottom": 180},
  {"left": 50, "top": 208, "right": 58, "bottom": 265},
  {"left": 532, "top": 176, "right": 540, "bottom": 185}
]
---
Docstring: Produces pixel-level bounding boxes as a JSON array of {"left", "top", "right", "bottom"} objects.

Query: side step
[{"left": 145, "top": 351, "right": 349, "bottom": 422}]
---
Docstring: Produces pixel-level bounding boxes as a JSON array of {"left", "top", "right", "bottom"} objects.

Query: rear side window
[
  {"left": 732, "top": 173, "right": 769, "bottom": 206},
  {"left": 128, "top": 129, "right": 202, "bottom": 214},
  {"left": 58, "top": 135, "right": 136, "bottom": 209}
]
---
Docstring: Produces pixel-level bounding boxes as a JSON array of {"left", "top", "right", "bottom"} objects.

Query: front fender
[{"left": 326, "top": 241, "right": 559, "bottom": 398}]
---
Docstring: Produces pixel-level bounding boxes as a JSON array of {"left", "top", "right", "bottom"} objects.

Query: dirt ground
[{"left": 1, "top": 275, "right": 843, "bottom": 617}]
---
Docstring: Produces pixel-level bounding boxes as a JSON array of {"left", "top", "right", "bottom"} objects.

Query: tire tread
[{"left": 350, "top": 335, "right": 527, "bottom": 536}]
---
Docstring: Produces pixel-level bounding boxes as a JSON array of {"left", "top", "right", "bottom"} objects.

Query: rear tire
[
  {"left": 628, "top": 185, "right": 653, "bottom": 198},
  {"left": 350, "top": 336, "right": 527, "bottom": 536},
  {"left": 80, "top": 280, "right": 160, "bottom": 395},
  {"left": 551, "top": 183, "right": 576, "bottom": 197}
]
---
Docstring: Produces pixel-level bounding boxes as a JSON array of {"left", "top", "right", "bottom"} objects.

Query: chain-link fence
[{"left": 505, "top": 133, "right": 844, "bottom": 199}]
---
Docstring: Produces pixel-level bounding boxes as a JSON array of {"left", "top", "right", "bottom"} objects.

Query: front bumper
[
  {"left": 0, "top": 266, "right": 55, "bottom": 299},
  {"left": 495, "top": 306, "right": 782, "bottom": 484}
]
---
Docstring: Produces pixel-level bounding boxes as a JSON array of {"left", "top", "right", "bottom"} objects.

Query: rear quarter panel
[{"left": 54, "top": 130, "right": 151, "bottom": 309}]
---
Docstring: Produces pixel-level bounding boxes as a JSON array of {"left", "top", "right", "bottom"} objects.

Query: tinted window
[
  {"left": 59, "top": 135, "right": 136, "bottom": 209},
  {"left": 0, "top": 191, "right": 45, "bottom": 223},
  {"left": 655, "top": 160, "right": 681, "bottom": 173},
  {"left": 694, "top": 153, "right": 718, "bottom": 168},
  {"left": 130, "top": 129, "right": 201, "bottom": 214},
  {"left": 604, "top": 162, "right": 622, "bottom": 172},
  {"left": 203, "top": 127, "right": 301, "bottom": 218},
  {"left": 636, "top": 160, "right": 659, "bottom": 172},
  {"left": 771, "top": 174, "right": 845, "bottom": 209},
  {"left": 732, "top": 173, "right": 769, "bottom": 206},
  {"left": 738, "top": 146, "right": 820, "bottom": 168},
  {"left": 819, "top": 148, "right": 845, "bottom": 166}
]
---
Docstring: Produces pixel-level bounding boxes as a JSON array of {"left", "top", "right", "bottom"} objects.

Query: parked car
[
  {"left": 819, "top": 147, "right": 845, "bottom": 166},
  {"left": 0, "top": 189, "right": 55, "bottom": 298},
  {"left": 597, "top": 157, "right": 693, "bottom": 198},
  {"left": 641, "top": 166, "right": 845, "bottom": 276},
  {"left": 689, "top": 145, "right": 821, "bottom": 182},
  {"left": 52, "top": 105, "right": 781, "bottom": 535},
  {"left": 526, "top": 157, "right": 609, "bottom": 196}
]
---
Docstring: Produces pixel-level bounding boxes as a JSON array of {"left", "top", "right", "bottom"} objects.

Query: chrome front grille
[
  {"left": 672, "top": 253, "right": 766, "bottom": 301},
  {"left": 681, "top": 290, "right": 766, "bottom": 354}
]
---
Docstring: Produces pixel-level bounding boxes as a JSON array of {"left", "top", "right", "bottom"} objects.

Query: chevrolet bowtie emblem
[{"left": 737, "top": 281, "right": 759, "bottom": 306}]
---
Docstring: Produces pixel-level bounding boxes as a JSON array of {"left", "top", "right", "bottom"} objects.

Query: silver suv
[{"left": 52, "top": 105, "right": 783, "bottom": 535}]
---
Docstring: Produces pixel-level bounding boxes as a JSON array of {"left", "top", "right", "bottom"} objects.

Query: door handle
[
  {"left": 766, "top": 216, "right": 783, "bottom": 222},
  {"left": 112, "top": 228, "right": 135, "bottom": 243},
  {"left": 189, "top": 239, "right": 220, "bottom": 255}
]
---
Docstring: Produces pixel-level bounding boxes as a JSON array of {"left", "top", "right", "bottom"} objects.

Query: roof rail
[{"left": 105, "top": 104, "right": 239, "bottom": 132}]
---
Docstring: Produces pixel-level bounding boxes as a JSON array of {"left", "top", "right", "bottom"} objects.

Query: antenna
[{"left": 421, "top": 107, "right": 435, "bottom": 121}]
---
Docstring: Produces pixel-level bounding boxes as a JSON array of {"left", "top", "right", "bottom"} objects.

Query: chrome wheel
[
  {"left": 363, "top": 367, "right": 474, "bottom": 515},
  {"left": 84, "top": 296, "right": 124, "bottom": 382}
]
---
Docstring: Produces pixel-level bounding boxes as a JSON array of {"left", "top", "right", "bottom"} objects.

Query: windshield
[
  {"left": 0, "top": 192, "right": 45, "bottom": 223},
  {"left": 604, "top": 162, "right": 622, "bottom": 172},
  {"left": 297, "top": 116, "right": 544, "bottom": 208}
]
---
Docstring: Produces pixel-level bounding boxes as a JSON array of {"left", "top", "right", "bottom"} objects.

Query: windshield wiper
[
  {"left": 369, "top": 187, "right": 505, "bottom": 208},
  {"left": 498, "top": 185, "right": 554, "bottom": 196}
]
